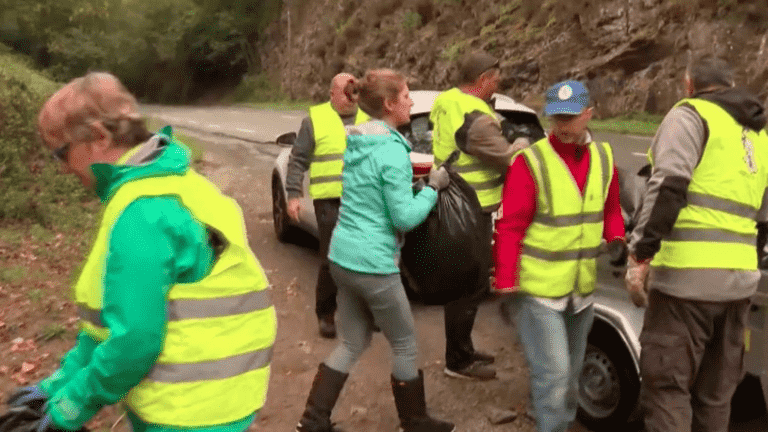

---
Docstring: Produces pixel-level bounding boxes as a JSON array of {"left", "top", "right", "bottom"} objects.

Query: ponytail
[{"left": 355, "top": 69, "right": 406, "bottom": 119}]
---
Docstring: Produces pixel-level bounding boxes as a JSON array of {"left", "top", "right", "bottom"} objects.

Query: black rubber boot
[
  {"left": 296, "top": 364, "right": 348, "bottom": 432},
  {"left": 391, "top": 370, "right": 456, "bottom": 432}
]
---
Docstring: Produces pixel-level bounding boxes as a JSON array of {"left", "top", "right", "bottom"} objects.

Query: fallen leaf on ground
[
  {"left": 11, "top": 338, "right": 38, "bottom": 352},
  {"left": 33, "top": 353, "right": 51, "bottom": 362},
  {"left": 11, "top": 373, "right": 29, "bottom": 385}
]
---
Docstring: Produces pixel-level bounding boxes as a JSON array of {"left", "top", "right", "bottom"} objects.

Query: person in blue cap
[{"left": 494, "top": 80, "right": 626, "bottom": 432}]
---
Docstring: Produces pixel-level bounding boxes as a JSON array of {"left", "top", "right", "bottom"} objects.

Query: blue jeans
[
  {"left": 508, "top": 295, "right": 594, "bottom": 432},
  {"left": 325, "top": 263, "right": 419, "bottom": 381}
]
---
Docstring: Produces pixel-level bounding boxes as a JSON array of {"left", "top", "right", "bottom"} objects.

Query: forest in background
[{"left": 0, "top": 0, "right": 282, "bottom": 103}]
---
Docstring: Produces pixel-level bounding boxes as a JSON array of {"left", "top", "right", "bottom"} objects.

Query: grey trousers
[
  {"left": 324, "top": 263, "right": 419, "bottom": 381},
  {"left": 640, "top": 290, "right": 750, "bottom": 432}
]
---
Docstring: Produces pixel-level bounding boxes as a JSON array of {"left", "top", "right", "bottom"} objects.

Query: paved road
[
  {"left": 141, "top": 103, "right": 655, "bottom": 175},
  {"left": 142, "top": 104, "right": 305, "bottom": 143}
]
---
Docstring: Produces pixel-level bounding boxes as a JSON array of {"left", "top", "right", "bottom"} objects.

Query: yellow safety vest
[
  {"left": 518, "top": 138, "right": 614, "bottom": 297},
  {"left": 75, "top": 167, "right": 276, "bottom": 427},
  {"left": 308, "top": 102, "right": 370, "bottom": 199},
  {"left": 430, "top": 88, "right": 505, "bottom": 211},
  {"left": 652, "top": 98, "right": 768, "bottom": 270}
]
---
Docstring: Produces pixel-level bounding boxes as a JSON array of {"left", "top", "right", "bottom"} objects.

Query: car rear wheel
[
  {"left": 577, "top": 325, "right": 640, "bottom": 431},
  {"left": 272, "top": 174, "right": 298, "bottom": 243}
]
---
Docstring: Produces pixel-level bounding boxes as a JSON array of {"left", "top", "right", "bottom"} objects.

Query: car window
[
  {"left": 400, "top": 111, "right": 547, "bottom": 154},
  {"left": 399, "top": 114, "right": 433, "bottom": 154},
  {"left": 498, "top": 111, "right": 546, "bottom": 143}
]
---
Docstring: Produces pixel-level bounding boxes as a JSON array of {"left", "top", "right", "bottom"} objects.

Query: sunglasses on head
[{"left": 51, "top": 142, "right": 70, "bottom": 162}]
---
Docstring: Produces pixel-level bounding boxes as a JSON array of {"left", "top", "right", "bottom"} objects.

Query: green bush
[
  {"left": 227, "top": 73, "right": 289, "bottom": 104},
  {"left": 1, "top": 0, "right": 284, "bottom": 103},
  {"left": 0, "top": 47, "right": 92, "bottom": 228},
  {"left": 440, "top": 40, "right": 467, "bottom": 62},
  {"left": 402, "top": 11, "right": 422, "bottom": 29}
]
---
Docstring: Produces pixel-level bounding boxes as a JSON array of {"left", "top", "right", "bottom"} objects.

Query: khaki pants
[{"left": 640, "top": 290, "right": 750, "bottom": 432}]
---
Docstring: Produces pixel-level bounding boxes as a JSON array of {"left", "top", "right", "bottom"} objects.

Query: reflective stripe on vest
[
  {"left": 652, "top": 98, "right": 768, "bottom": 271},
  {"left": 431, "top": 88, "right": 505, "bottom": 211},
  {"left": 308, "top": 103, "right": 369, "bottom": 199},
  {"left": 74, "top": 148, "right": 276, "bottom": 427},
  {"left": 518, "top": 138, "right": 614, "bottom": 298}
]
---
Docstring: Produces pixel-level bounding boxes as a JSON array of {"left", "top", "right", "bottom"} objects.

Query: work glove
[
  {"left": 32, "top": 414, "right": 64, "bottom": 432},
  {"left": 0, "top": 406, "right": 39, "bottom": 432},
  {"left": 427, "top": 166, "right": 450, "bottom": 191},
  {"left": 6, "top": 386, "right": 47, "bottom": 412},
  {"left": 37, "top": 415, "right": 87, "bottom": 432},
  {"left": 607, "top": 239, "right": 628, "bottom": 267},
  {"left": 625, "top": 255, "right": 650, "bottom": 308}
]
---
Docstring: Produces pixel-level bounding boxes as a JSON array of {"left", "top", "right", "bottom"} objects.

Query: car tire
[
  {"left": 577, "top": 324, "right": 640, "bottom": 431},
  {"left": 272, "top": 174, "right": 299, "bottom": 243}
]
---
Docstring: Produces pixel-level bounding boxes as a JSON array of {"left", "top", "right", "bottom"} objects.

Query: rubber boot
[
  {"left": 391, "top": 370, "right": 456, "bottom": 432},
  {"left": 296, "top": 363, "right": 348, "bottom": 432}
]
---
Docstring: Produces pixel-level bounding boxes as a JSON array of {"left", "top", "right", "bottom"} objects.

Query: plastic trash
[{"left": 401, "top": 151, "right": 486, "bottom": 305}]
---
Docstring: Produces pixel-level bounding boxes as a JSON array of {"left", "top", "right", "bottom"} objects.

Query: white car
[{"left": 270, "top": 90, "right": 545, "bottom": 241}]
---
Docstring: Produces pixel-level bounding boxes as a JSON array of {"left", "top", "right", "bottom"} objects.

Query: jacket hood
[
  {"left": 91, "top": 126, "right": 189, "bottom": 202},
  {"left": 697, "top": 87, "right": 767, "bottom": 131},
  {"left": 343, "top": 120, "right": 411, "bottom": 166}
]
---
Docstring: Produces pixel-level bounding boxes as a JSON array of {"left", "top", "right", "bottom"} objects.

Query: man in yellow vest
[
  {"left": 6, "top": 72, "right": 276, "bottom": 432},
  {"left": 494, "top": 80, "right": 625, "bottom": 432},
  {"left": 626, "top": 55, "right": 768, "bottom": 432},
  {"left": 430, "top": 51, "right": 529, "bottom": 380},
  {"left": 286, "top": 72, "right": 369, "bottom": 339}
]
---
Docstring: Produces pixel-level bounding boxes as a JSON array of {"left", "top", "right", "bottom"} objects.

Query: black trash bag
[
  {"left": 0, "top": 406, "right": 41, "bottom": 432},
  {"left": 401, "top": 151, "right": 486, "bottom": 305}
]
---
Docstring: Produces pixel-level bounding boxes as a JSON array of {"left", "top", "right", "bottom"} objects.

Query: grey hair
[
  {"left": 40, "top": 72, "right": 151, "bottom": 148},
  {"left": 78, "top": 72, "right": 151, "bottom": 146},
  {"left": 686, "top": 55, "right": 735, "bottom": 93}
]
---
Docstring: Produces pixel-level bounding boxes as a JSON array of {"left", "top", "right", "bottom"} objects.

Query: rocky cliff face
[{"left": 261, "top": 0, "right": 768, "bottom": 117}]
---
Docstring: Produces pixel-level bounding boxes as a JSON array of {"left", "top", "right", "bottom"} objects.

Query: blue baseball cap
[{"left": 543, "top": 80, "right": 590, "bottom": 116}]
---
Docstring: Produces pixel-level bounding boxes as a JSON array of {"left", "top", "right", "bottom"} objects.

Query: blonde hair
[
  {"left": 343, "top": 69, "right": 406, "bottom": 119},
  {"left": 38, "top": 72, "right": 151, "bottom": 148}
]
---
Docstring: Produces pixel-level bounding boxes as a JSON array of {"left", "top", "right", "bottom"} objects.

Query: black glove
[
  {"left": 607, "top": 239, "right": 629, "bottom": 267},
  {"left": 6, "top": 387, "right": 47, "bottom": 413},
  {"left": 0, "top": 406, "right": 42, "bottom": 432},
  {"left": 0, "top": 404, "right": 86, "bottom": 432},
  {"left": 427, "top": 166, "right": 450, "bottom": 191}
]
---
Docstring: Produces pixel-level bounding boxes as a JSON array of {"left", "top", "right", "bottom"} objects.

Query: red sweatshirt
[{"left": 493, "top": 134, "right": 625, "bottom": 290}]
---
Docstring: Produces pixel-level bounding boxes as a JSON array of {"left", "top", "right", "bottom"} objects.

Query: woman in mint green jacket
[{"left": 296, "top": 70, "right": 454, "bottom": 432}]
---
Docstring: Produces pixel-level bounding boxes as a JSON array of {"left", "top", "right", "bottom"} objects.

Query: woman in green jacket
[
  {"left": 7, "top": 72, "right": 276, "bottom": 432},
  {"left": 295, "top": 69, "right": 454, "bottom": 432}
]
